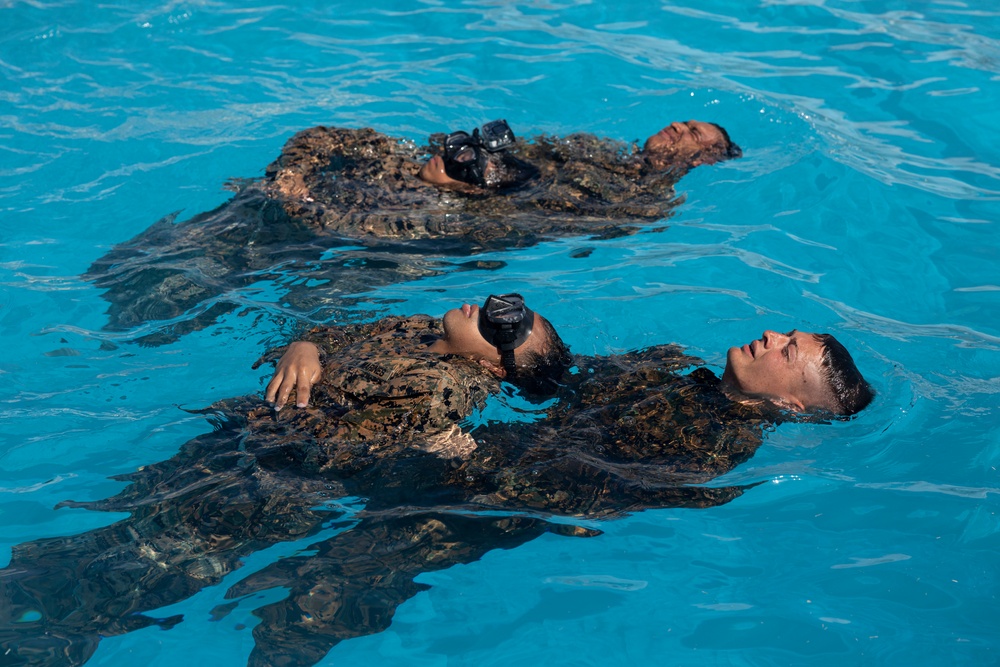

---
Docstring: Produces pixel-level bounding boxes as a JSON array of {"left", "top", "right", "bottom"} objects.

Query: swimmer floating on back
[{"left": 86, "top": 117, "right": 742, "bottom": 343}]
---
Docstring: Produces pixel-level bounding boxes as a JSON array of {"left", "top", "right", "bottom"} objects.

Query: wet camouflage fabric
[
  {"left": 445, "top": 344, "right": 773, "bottom": 517},
  {"left": 264, "top": 126, "right": 683, "bottom": 242},
  {"left": 86, "top": 126, "right": 684, "bottom": 340},
  {"left": 241, "top": 315, "right": 501, "bottom": 476},
  {"left": 0, "top": 319, "right": 772, "bottom": 667},
  {"left": 227, "top": 511, "right": 569, "bottom": 667},
  {"left": 0, "top": 422, "right": 343, "bottom": 667},
  {"left": 241, "top": 323, "right": 772, "bottom": 518}
]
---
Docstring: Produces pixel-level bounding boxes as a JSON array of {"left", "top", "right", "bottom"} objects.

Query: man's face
[
  {"left": 418, "top": 154, "right": 505, "bottom": 188},
  {"left": 720, "top": 330, "right": 834, "bottom": 412},
  {"left": 644, "top": 120, "right": 727, "bottom": 165},
  {"left": 419, "top": 155, "right": 465, "bottom": 187},
  {"left": 431, "top": 302, "right": 552, "bottom": 369}
]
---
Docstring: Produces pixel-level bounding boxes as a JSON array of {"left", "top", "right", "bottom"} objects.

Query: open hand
[{"left": 266, "top": 341, "right": 322, "bottom": 410}]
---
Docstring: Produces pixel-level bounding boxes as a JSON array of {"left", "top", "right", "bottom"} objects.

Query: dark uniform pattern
[
  {"left": 242, "top": 315, "right": 500, "bottom": 475},
  {"left": 264, "top": 127, "right": 682, "bottom": 240},
  {"left": 86, "top": 127, "right": 684, "bottom": 343},
  {"left": 0, "top": 317, "right": 771, "bottom": 667}
]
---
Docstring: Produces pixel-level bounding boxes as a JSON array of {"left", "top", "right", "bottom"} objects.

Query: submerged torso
[
  {"left": 240, "top": 331, "right": 773, "bottom": 516},
  {"left": 241, "top": 315, "right": 500, "bottom": 476},
  {"left": 264, "top": 126, "right": 684, "bottom": 244},
  {"left": 443, "top": 344, "right": 772, "bottom": 516},
  {"left": 87, "top": 126, "right": 688, "bottom": 337}
]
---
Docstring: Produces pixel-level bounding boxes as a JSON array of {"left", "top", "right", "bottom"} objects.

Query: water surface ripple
[{"left": 1, "top": 1, "right": 998, "bottom": 666}]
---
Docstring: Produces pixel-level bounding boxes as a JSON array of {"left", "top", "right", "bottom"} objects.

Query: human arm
[{"left": 257, "top": 317, "right": 418, "bottom": 412}]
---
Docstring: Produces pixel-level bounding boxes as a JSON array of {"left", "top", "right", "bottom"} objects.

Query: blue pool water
[{"left": 2, "top": 0, "right": 998, "bottom": 664}]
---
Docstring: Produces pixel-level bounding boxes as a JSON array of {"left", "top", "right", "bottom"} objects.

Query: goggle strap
[{"left": 500, "top": 348, "right": 517, "bottom": 376}]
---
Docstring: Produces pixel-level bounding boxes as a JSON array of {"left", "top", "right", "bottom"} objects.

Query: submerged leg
[
  {"left": 0, "top": 425, "right": 338, "bottom": 666},
  {"left": 225, "top": 511, "right": 587, "bottom": 667}
]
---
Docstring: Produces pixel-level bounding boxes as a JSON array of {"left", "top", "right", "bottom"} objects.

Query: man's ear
[
  {"left": 691, "top": 152, "right": 722, "bottom": 167},
  {"left": 478, "top": 358, "right": 507, "bottom": 379},
  {"left": 772, "top": 395, "right": 805, "bottom": 413}
]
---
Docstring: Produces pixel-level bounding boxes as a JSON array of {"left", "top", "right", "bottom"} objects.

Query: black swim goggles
[
  {"left": 443, "top": 119, "right": 517, "bottom": 187},
  {"left": 478, "top": 292, "right": 534, "bottom": 376}
]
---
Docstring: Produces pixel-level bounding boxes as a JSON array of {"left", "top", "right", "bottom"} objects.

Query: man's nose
[
  {"left": 762, "top": 330, "right": 788, "bottom": 347},
  {"left": 671, "top": 121, "right": 686, "bottom": 133}
]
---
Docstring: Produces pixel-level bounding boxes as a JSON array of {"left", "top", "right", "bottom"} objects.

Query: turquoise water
[{"left": 2, "top": 0, "right": 998, "bottom": 664}]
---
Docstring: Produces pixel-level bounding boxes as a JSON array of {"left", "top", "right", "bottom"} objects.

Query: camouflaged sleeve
[
  {"left": 255, "top": 315, "right": 444, "bottom": 370},
  {"left": 253, "top": 321, "right": 377, "bottom": 370},
  {"left": 301, "top": 320, "right": 388, "bottom": 361},
  {"left": 261, "top": 126, "right": 448, "bottom": 238},
  {"left": 249, "top": 315, "right": 496, "bottom": 472},
  {"left": 254, "top": 355, "right": 495, "bottom": 476}
]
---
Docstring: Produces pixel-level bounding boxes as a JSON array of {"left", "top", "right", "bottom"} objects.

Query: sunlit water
[{"left": 1, "top": 1, "right": 998, "bottom": 665}]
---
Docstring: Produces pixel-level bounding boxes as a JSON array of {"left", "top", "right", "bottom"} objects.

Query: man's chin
[
  {"left": 719, "top": 350, "right": 748, "bottom": 391},
  {"left": 723, "top": 346, "right": 743, "bottom": 370}
]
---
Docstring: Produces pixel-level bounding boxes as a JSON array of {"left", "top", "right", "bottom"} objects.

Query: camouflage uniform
[
  {"left": 239, "top": 324, "right": 773, "bottom": 518},
  {"left": 86, "top": 127, "right": 684, "bottom": 340},
  {"left": 0, "top": 321, "right": 773, "bottom": 667},
  {"left": 240, "top": 315, "right": 501, "bottom": 477},
  {"left": 452, "top": 345, "right": 774, "bottom": 517},
  {"left": 0, "top": 315, "right": 503, "bottom": 666},
  {"left": 264, "top": 126, "right": 682, "bottom": 242}
]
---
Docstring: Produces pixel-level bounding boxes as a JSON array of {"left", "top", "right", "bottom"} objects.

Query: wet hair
[
  {"left": 511, "top": 316, "right": 572, "bottom": 396},
  {"left": 643, "top": 123, "right": 743, "bottom": 170},
  {"left": 816, "top": 334, "right": 874, "bottom": 417},
  {"left": 707, "top": 123, "right": 743, "bottom": 161}
]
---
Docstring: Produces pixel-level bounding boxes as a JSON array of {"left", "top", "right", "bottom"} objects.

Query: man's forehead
[
  {"left": 693, "top": 122, "right": 723, "bottom": 143},
  {"left": 793, "top": 331, "right": 823, "bottom": 344},
  {"left": 793, "top": 331, "right": 828, "bottom": 365}
]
